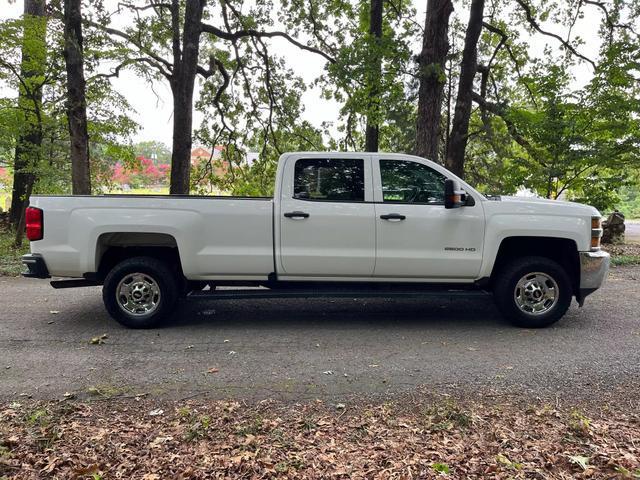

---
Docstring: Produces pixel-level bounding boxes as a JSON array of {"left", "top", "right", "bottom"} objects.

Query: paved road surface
[
  {"left": 626, "top": 220, "right": 640, "bottom": 243},
  {"left": 1, "top": 267, "right": 639, "bottom": 403}
]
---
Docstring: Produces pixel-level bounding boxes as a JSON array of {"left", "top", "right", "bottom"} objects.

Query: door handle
[
  {"left": 284, "top": 211, "right": 310, "bottom": 219},
  {"left": 380, "top": 213, "right": 406, "bottom": 221}
]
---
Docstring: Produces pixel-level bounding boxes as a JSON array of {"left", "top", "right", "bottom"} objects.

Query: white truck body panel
[
  {"left": 477, "top": 197, "right": 595, "bottom": 279},
  {"left": 28, "top": 196, "right": 274, "bottom": 280}
]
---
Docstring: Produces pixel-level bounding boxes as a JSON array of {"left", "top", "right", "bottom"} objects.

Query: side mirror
[{"left": 444, "top": 179, "right": 466, "bottom": 209}]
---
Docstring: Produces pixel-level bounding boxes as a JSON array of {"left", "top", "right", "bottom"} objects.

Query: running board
[
  {"left": 51, "top": 279, "right": 101, "bottom": 289},
  {"left": 188, "top": 287, "right": 490, "bottom": 300}
]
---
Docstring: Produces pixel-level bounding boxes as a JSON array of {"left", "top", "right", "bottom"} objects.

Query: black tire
[
  {"left": 102, "top": 256, "right": 179, "bottom": 328},
  {"left": 493, "top": 256, "right": 572, "bottom": 328}
]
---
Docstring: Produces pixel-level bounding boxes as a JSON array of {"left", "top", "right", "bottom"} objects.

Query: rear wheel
[
  {"left": 493, "top": 256, "right": 572, "bottom": 328},
  {"left": 103, "top": 256, "right": 179, "bottom": 328}
]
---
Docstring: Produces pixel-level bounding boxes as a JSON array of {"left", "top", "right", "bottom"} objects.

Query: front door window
[{"left": 380, "top": 159, "right": 445, "bottom": 204}]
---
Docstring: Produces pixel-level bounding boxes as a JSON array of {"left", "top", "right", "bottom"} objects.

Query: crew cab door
[
  {"left": 372, "top": 156, "right": 485, "bottom": 280},
  {"left": 277, "top": 155, "right": 376, "bottom": 277}
]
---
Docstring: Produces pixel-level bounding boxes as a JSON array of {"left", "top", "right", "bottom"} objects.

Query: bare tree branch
[
  {"left": 482, "top": 22, "right": 537, "bottom": 105},
  {"left": 514, "top": 0, "right": 596, "bottom": 69},
  {"left": 200, "top": 23, "right": 335, "bottom": 64},
  {"left": 582, "top": 0, "right": 639, "bottom": 37},
  {"left": 84, "top": 19, "right": 173, "bottom": 78}
]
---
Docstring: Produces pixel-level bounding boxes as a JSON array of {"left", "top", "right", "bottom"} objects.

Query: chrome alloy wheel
[
  {"left": 513, "top": 272, "right": 559, "bottom": 315},
  {"left": 116, "top": 273, "right": 161, "bottom": 316}
]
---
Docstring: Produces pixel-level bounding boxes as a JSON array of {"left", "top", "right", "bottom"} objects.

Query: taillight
[{"left": 25, "top": 207, "right": 43, "bottom": 241}]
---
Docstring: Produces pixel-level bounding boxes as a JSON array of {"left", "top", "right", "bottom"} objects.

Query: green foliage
[
  {"left": 617, "top": 183, "right": 640, "bottom": 219},
  {"left": 282, "top": 0, "right": 417, "bottom": 151},
  {"left": 568, "top": 409, "right": 592, "bottom": 437},
  {"left": 0, "top": 226, "right": 29, "bottom": 276},
  {"left": 432, "top": 462, "right": 451, "bottom": 474},
  {"left": 610, "top": 255, "right": 640, "bottom": 267},
  {"left": 134, "top": 141, "right": 172, "bottom": 165},
  {"left": 466, "top": 35, "right": 640, "bottom": 210},
  {"left": 0, "top": 9, "right": 138, "bottom": 197}
]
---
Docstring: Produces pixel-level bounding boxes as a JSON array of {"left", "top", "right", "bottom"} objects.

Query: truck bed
[{"left": 28, "top": 195, "right": 275, "bottom": 280}]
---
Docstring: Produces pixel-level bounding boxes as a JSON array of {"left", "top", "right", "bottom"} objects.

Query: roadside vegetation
[
  {"left": 1, "top": 398, "right": 638, "bottom": 478},
  {"left": 0, "top": 224, "right": 28, "bottom": 276},
  {"left": 604, "top": 244, "right": 640, "bottom": 267}
]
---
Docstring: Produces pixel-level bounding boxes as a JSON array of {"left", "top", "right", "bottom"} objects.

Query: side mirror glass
[{"left": 444, "top": 179, "right": 465, "bottom": 209}]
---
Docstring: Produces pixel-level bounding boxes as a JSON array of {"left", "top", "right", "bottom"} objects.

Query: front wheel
[
  {"left": 102, "top": 256, "right": 179, "bottom": 328},
  {"left": 493, "top": 256, "right": 572, "bottom": 328}
]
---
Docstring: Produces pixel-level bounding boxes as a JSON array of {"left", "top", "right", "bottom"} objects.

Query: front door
[
  {"left": 373, "top": 157, "right": 485, "bottom": 280},
  {"left": 279, "top": 156, "right": 376, "bottom": 277}
]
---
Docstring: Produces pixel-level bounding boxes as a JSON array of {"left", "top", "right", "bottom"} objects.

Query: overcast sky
[{"left": 1, "top": 0, "right": 601, "bottom": 146}]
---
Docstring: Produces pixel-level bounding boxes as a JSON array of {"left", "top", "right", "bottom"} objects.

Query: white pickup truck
[{"left": 22, "top": 152, "right": 609, "bottom": 329}]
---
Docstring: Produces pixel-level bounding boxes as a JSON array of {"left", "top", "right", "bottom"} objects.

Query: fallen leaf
[
  {"left": 89, "top": 333, "right": 108, "bottom": 345},
  {"left": 207, "top": 367, "right": 219, "bottom": 374},
  {"left": 569, "top": 455, "right": 590, "bottom": 470},
  {"left": 148, "top": 408, "right": 164, "bottom": 416}
]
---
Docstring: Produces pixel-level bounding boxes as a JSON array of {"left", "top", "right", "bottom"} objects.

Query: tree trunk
[
  {"left": 364, "top": 0, "right": 382, "bottom": 153},
  {"left": 445, "top": 0, "right": 484, "bottom": 178},
  {"left": 9, "top": 0, "right": 46, "bottom": 227},
  {"left": 415, "top": 0, "right": 453, "bottom": 162},
  {"left": 169, "top": 0, "right": 205, "bottom": 194},
  {"left": 64, "top": 0, "right": 91, "bottom": 195}
]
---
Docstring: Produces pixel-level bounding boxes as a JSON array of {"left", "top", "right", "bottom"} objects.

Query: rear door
[
  {"left": 278, "top": 155, "right": 376, "bottom": 278},
  {"left": 372, "top": 156, "right": 485, "bottom": 280}
]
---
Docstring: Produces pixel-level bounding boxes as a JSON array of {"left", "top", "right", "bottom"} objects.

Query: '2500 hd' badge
[{"left": 444, "top": 247, "right": 477, "bottom": 252}]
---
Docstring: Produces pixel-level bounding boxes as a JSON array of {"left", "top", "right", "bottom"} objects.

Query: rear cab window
[{"left": 294, "top": 158, "right": 365, "bottom": 202}]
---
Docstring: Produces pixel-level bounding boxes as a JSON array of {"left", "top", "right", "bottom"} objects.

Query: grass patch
[
  {"left": 422, "top": 399, "right": 472, "bottom": 431},
  {"left": 0, "top": 226, "right": 29, "bottom": 276},
  {"left": 85, "top": 384, "right": 130, "bottom": 399},
  {"left": 610, "top": 255, "right": 640, "bottom": 266}
]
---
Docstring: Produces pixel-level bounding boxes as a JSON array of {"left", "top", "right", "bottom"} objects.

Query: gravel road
[{"left": 1, "top": 267, "right": 639, "bottom": 403}]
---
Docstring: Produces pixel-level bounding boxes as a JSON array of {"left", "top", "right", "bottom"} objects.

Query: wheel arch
[
  {"left": 489, "top": 236, "right": 580, "bottom": 294},
  {"left": 94, "top": 232, "right": 184, "bottom": 281}
]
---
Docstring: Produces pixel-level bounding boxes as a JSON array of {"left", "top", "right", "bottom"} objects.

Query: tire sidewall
[
  {"left": 495, "top": 257, "right": 572, "bottom": 328},
  {"left": 103, "top": 257, "right": 178, "bottom": 328}
]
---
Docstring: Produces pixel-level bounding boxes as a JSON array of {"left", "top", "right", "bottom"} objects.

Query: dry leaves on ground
[{"left": 0, "top": 397, "right": 639, "bottom": 479}]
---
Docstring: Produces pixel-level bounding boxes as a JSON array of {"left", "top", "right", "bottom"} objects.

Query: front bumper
[
  {"left": 21, "top": 254, "right": 50, "bottom": 279},
  {"left": 577, "top": 250, "right": 610, "bottom": 305}
]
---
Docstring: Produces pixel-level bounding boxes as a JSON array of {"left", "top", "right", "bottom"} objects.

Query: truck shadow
[{"left": 163, "top": 295, "right": 515, "bottom": 330}]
